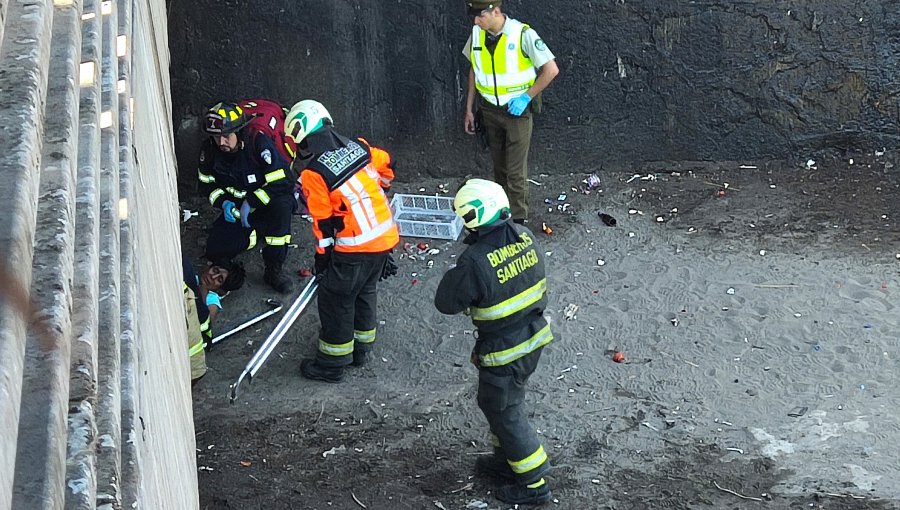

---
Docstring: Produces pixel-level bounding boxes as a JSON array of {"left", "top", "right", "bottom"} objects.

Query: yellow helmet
[
  {"left": 453, "top": 179, "right": 510, "bottom": 229},
  {"left": 284, "top": 100, "right": 333, "bottom": 144}
]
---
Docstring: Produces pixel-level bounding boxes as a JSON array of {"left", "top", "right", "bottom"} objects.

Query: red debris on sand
[
  {"left": 612, "top": 351, "right": 625, "bottom": 363},
  {"left": 417, "top": 242, "right": 429, "bottom": 251},
  {"left": 298, "top": 268, "right": 313, "bottom": 278},
  {"left": 716, "top": 190, "right": 726, "bottom": 198}
]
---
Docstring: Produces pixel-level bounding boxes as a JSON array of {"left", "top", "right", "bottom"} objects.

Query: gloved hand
[
  {"left": 239, "top": 200, "right": 252, "bottom": 229},
  {"left": 314, "top": 250, "right": 332, "bottom": 276},
  {"left": 380, "top": 253, "right": 398, "bottom": 281},
  {"left": 507, "top": 94, "right": 532, "bottom": 117},
  {"left": 222, "top": 200, "right": 237, "bottom": 223}
]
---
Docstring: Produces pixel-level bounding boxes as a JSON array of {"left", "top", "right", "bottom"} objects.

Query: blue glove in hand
[
  {"left": 222, "top": 200, "right": 237, "bottom": 223},
  {"left": 507, "top": 94, "right": 532, "bottom": 116},
  {"left": 240, "top": 200, "right": 252, "bottom": 229}
]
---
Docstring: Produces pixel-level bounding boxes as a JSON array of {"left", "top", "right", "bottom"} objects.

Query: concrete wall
[
  {"left": 168, "top": 0, "right": 900, "bottom": 183},
  {"left": 0, "top": 0, "right": 198, "bottom": 508}
]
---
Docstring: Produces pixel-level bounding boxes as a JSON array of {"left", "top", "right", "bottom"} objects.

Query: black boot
[
  {"left": 495, "top": 479, "right": 552, "bottom": 506},
  {"left": 300, "top": 359, "right": 344, "bottom": 383},
  {"left": 475, "top": 452, "right": 515, "bottom": 482},
  {"left": 350, "top": 349, "right": 370, "bottom": 367},
  {"left": 264, "top": 263, "right": 293, "bottom": 294}
]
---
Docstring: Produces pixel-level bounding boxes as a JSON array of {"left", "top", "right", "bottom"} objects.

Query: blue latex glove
[
  {"left": 222, "top": 200, "right": 237, "bottom": 223},
  {"left": 507, "top": 94, "right": 532, "bottom": 116},
  {"left": 240, "top": 200, "right": 252, "bottom": 229}
]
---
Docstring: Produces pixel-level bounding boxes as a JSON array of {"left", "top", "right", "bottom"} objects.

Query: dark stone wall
[{"left": 168, "top": 0, "right": 900, "bottom": 183}]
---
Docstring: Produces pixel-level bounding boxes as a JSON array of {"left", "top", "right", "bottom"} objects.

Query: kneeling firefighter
[
  {"left": 434, "top": 179, "right": 554, "bottom": 506},
  {"left": 284, "top": 100, "right": 400, "bottom": 383}
]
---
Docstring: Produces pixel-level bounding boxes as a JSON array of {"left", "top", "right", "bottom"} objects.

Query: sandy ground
[{"left": 182, "top": 150, "right": 900, "bottom": 510}]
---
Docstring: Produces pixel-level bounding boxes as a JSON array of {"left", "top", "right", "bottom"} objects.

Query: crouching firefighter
[
  {"left": 434, "top": 179, "right": 553, "bottom": 506},
  {"left": 284, "top": 100, "right": 400, "bottom": 383},
  {"left": 198, "top": 101, "right": 296, "bottom": 294}
]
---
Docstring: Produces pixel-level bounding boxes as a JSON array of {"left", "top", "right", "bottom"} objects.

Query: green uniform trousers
[{"left": 480, "top": 100, "right": 534, "bottom": 221}]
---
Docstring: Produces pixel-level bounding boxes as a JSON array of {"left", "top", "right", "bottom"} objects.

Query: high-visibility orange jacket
[{"left": 298, "top": 130, "right": 399, "bottom": 255}]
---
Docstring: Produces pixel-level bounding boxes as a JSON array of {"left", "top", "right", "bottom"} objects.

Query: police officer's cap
[{"left": 467, "top": 0, "right": 501, "bottom": 16}]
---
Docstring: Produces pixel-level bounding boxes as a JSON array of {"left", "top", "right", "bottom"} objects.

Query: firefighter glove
[
  {"left": 239, "top": 200, "right": 252, "bottom": 228},
  {"left": 314, "top": 250, "right": 332, "bottom": 276},
  {"left": 507, "top": 94, "right": 532, "bottom": 117},
  {"left": 380, "top": 253, "right": 398, "bottom": 281},
  {"left": 222, "top": 200, "right": 237, "bottom": 223}
]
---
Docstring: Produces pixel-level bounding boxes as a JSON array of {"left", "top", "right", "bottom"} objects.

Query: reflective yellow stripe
[
  {"left": 209, "top": 188, "right": 225, "bottom": 206},
  {"left": 254, "top": 188, "right": 271, "bottom": 205},
  {"left": 198, "top": 171, "right": 215, "bottom": 183},
  {"left": 247, "top": 229, "right": 257, "bottom": 250},
  {"left": 225, "top": 187, "right": 247, "bottom": 199},
  {"left": 265, "top": 169, "right": 286, "bottom": 183},
  {"left": 318, "top": 338, "right": 354, "bottom": 357},
  {"left": 527, "top": 478, "right": 546, "bottom": 489},
  {"left": 264, "top": 234, "right": 291, "bottom": 246},
  {"left": 471, "top": 279, "right": 547, "bottom": 321},
  {"left": 189, "top": 339, "right": 205, "bottom": 357},
  {"left": 200, "top": 317, "right": 210, "bottom": 333},
  {"left": 479, "top": 323, "right": 553, "bottom": 367},
  {"left": 507, "top": 445, "right": 547, "bottom": 475},
  {"left": 284, "top": 143, "right": 296, "bottom": 159},
  {"left": 354, "top": 329, "right": 376, "bottom": 344}
]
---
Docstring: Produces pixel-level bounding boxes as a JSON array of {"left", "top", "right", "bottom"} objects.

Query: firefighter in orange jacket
[{"left": 285, "top": 100, "right": 400, "bottom": 382}]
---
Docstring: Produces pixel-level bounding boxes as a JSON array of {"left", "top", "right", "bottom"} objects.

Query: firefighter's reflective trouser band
[
  {"left": 184, "top": 284, "right": 207, "bottom": 381},
  {"left": 477, "top": 348, "right": 549, "bottom": 486},
  {"left": 315, "top": 252, "right": 389, "bottom": 368}
]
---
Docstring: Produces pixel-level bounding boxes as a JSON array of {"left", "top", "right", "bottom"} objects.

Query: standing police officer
[
  {"left": 435, "top": 179, "right": 554, "bottom": 506},
  {"left": 284, "top": 100, "right": 399, "bottom": 383},
  {"left": 198, "top": 102, "right": 296, "bottom": 294},
  {"left": 462, "top": 1, "right": 559, "bottom": 225}
]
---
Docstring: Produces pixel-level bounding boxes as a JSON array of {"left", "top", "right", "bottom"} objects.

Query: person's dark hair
[{"left": 211, "top": 259, "right": 246, "bottom": 292}]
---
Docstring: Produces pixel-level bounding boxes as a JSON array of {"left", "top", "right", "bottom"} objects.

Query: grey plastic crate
[{"left": 390, "top": 194, "right": 463, "bottom": 240}]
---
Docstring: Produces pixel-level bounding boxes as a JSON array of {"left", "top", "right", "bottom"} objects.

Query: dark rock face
[{"left": 169, "top": 0, "right": 900, "bottom": 184}]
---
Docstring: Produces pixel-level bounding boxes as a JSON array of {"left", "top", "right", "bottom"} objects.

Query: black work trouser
[
  {"left": 315, "top": 251, "right": 389, "bottom": 368},
  {"left": 205, "top": 195, "right": 295, "bottom": 266},
  {"left": 477, "top": 347, "right": 550, "bottom": 486}
]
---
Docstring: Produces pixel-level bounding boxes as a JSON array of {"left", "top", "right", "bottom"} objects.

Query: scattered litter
[
  {"left": 563, "top": 303, "right": 579, "bottom": 320},
  {"left": 787, "top": 406, "right": 808, "bottom": 418},
  {"left": 598, "top": 212, "right": 617, "bottom": 226},
  {"left": 240, "top": 460, "right": 252, "bottom": 467},
  {"left": 450, "top": 482, "right": 474, "bottom": 494},
  {"left": 628, "top": 209, "right": 638, "bottom": 215},
  {"left": 759, "top": 249, "right": 767, "bottom": 256},
  {"left": 351, "top": 491, "right": 368, "bottom": 509},
  {"left": 585, "top": 173, "right": 601, "bottom": 190},
  {"left": 557, "top": 193, "right": 567, "bottom": 201},
  {"left": 427, "top": 248, "right": 440, "bottom": 255},
  {"left": 612, "top": 351, "right": 625, "bottom": 363},
  {"left": 655, "top": 216, "right": 665, "bottom": 223},
  {"left": 805, "top": 159, "right": 817, "bottom": 170},
  {"left": 641, "top": 422, "right": 659, "bottom": 432},
  {"left": 739, "top": 165, "right": 757, "bottom": 169},
  {"left": 322, "top": 445, "right": 346, "bottom": 458},
  {"left": 466, "top": 500, "right": 489, "bottom": 509},
  {"left": 625, "top": 174, "right": 641, "bottom": 184},
  {"left": 714, "top": 481, "right": 763, "bottom": 502},
  {"left": 597, "top": 259, "right": 606, "bottom": 266},
  {"left": 542, "top": 223, "right": 553, "bottom": 235},
  {"left": 433, "top": 502, "right": 449, "bottom": 510},
  {"left": 726, "top": 287, "right": 735, "bottom": 295},
  {"left": 687, "top": 227, "right": 696, "bottom": 233},
  {"left": 182, "top": 209, "right": 198, "bottom": 222},
  {"left": 418, "top": 187, "right": 426, "bottom": 192},
  {"left": 670, "top": 317, "right": 679, "bottom": 327},
  {"left": 628, "top": 232, "right": 635, "bottom": 238},
  {"left": 417, "top": 242, "right": 429, "bottom": 251},
  {"left": 527, "top": 178, "right": 543, "bottom": 186}
]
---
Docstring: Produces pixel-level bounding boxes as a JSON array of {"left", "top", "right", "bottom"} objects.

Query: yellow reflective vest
[{"left": 470, "top": 19, "right": 537, "bottom": 107}]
